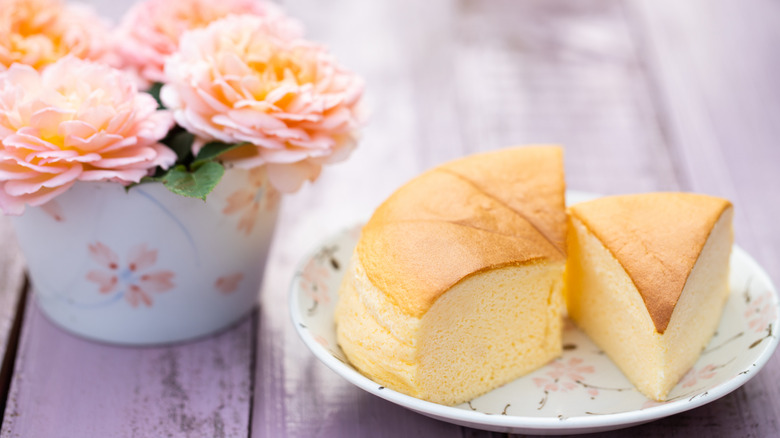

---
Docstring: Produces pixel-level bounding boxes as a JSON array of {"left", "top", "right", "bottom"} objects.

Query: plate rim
[{"left": 289, "top": 195, "right": 780, "bottom": 432}]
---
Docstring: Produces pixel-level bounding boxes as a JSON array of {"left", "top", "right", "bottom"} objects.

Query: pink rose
[
  {"left": 115, "top": 0, "right": 302, "bottom": 87},
  {"left": 162, "top": 15, "right": 366, "bottom": 192},
  {"left": 0, "top": 57, "right": 175, "bottom": 215},
  {"left": 0, "top": 0, "right": 113, "bottom": 71}
]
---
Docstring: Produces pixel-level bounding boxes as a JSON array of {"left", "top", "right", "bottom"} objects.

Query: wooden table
[{"left": 2, "top": 0, "right": 779, "bottom": 436}]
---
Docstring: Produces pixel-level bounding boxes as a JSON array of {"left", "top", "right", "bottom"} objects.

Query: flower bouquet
[{"left": 0, "top": 0, "right": 365, "bottom": 344}]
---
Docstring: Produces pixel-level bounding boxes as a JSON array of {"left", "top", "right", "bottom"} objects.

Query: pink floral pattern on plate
[
  {"left": 534, "top": 357, "right": 597, "bottom": 395},
  {"left": 680, "top": 364, "right": 719, "bottom": 388},
  {"left": 530, "top": 355, "right": 632, "bottom": 411},
  {"left": 86, "top": 242, "right": 175, "bottom": 307},
  {"left": 746, "top": 291, "right": 777, "bottom": 334},
  {"left": 223, "top": 167, "right": 280, "bottom": 235},
  {"left": 300, "top": 249, "right": 335, "bottom": 315}
]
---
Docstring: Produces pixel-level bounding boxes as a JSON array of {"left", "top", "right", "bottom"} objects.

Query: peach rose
[
  {"left": 115, "top": 0, "right": 302, "bottom": 87},
  {"left": 161, "top": 15, "right": 365, "bottom": 192},
  {"left": 0, "top": 57, "right": 175, "bottom": 215},
  {"left": 0, "top": 0, "right": 113, "bottom": 71}
]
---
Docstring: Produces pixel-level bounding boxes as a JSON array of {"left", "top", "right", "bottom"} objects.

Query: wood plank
[
  {"left": 612, "top": 1, "right": 780, "bottom": 436},
  {"left": 1, "top": 298, "right": 254, "bottom": 438},
  {"left": 450, "top": 0, "right": 679, "bottom": 194},
  {"left": 0, "top": 216, "right": 25, "bottom": 418}
]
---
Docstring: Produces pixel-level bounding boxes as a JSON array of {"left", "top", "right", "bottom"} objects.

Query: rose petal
[{"left": 3, "top": 163, "right": 82, "bottom": 196}]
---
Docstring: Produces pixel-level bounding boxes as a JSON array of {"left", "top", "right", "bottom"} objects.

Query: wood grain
[
  {"left": 450, "top": 0, "right": 682, "bottom": 195},
  {"left": 1, "top": 299, "right": 255, "bottom": 438}
]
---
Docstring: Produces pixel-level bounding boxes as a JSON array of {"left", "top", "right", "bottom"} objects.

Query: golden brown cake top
[
  {"left": 357, "top": 146, "right": 567, "bottom": 317},
  {"left": 569, "top": 193, "right": 732, "bottom": 333}
]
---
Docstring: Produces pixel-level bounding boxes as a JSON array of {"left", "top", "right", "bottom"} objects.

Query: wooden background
[{"left": 1, "top": 0, "right": 779, "bottom": 436}]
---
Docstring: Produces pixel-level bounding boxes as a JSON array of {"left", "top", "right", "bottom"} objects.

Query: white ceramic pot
[{"left": 11, "top": 167, "right": 279, "bottom": 345}]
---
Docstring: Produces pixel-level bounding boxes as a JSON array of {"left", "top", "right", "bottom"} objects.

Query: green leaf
[
  {"left": 138, "top": 175, "right": 165, "bottom": 184},
  {"left": 147, "top": 82, "right": 165, "bottom": 109},
  {"left": 161, "top": 162, "right": 225, "bottom": 200},
  {"left": 193, "top": 141, "right": 248, "bottom": 166},
  {"left": 164, "top": 130, "right": 195, "bottom": 163}
]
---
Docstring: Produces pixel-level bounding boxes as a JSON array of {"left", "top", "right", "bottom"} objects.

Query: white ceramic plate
[{"left": 289, "top": 193, "right": 779, "bottom": 434}]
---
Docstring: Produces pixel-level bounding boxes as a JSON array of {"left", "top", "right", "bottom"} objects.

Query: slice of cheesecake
[
  {"left": 566, "top": 193, "right": 733, "bottom": 400},
  {"left": 336, "top": 146, "right": 567, "bottom": 406}
]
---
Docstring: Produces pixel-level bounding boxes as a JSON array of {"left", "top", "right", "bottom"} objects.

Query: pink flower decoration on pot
[
  {"left": 115, "top": 0, "right": 302, "bottom": 87},
  {"left": 215, "top": 272, "right": 244, "bottom": 294},
  {"left": 86, "top": 242, "right": 175, "bottom": 308},
  {"left": 0, "top": 57, "right": 175, "bottom": 215},
  {"left": 161, "top": 15, "right": 366, "bottom": 193},
  {"left": 222, "top": 167, "right": 280, "bottom": 235},
  {"left": 0, "top": 0, "right": 113, "bottom": 71}
]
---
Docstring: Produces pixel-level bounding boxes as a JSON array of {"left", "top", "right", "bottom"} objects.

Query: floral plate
[{"left": 289, "top": 192, "right": 779, "bottom": 434}]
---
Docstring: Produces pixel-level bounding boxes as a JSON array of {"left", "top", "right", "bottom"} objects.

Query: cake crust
[
  {"left": 356, "top": 146, "right": 566, "bottom": 317},
  {"left": 568, "top": 193, "right": 732, "bottom": 333}
]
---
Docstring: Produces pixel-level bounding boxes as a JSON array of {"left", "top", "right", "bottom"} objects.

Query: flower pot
[{"left": 10, "top": 167, "right": 279, "bottom": 345}]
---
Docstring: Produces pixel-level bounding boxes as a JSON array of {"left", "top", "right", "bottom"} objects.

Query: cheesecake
[
  {"left": 335, "top": 146, "right": 567, "bottom": 405},
  {"left": 566, "top": 193, "right": 733, "bottom": 400}
]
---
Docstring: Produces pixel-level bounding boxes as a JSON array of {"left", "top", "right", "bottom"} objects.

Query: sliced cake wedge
[{"left": 566, "top": 193, "right": 733, "bottom": 401}]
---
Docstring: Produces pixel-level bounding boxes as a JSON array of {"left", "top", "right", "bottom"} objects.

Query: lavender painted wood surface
[
  {"left": 1, "top": 0, "right": 779, "bottom": 437},
  {"left": 1, "top": 294, "right": 254, "bottom": 438}
]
